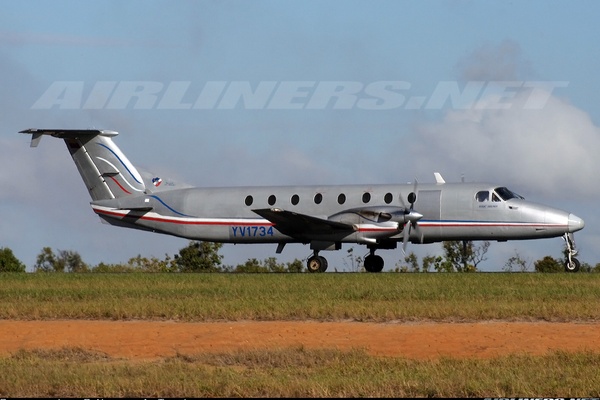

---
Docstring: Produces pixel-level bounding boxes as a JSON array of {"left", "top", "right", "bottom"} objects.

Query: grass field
[
  {"left": 2, "top": 347, "right": 599, "bottom": 397},
  {"left": 1, "top": 272, "right": 599, "bottom": 397},
  {"left": 1, "top": 272, "right": 599, "bottom": 321}
]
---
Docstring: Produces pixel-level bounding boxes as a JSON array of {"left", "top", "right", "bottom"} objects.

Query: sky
[{"left": 1, "top": 0, "right": 600, "bottom": 272}]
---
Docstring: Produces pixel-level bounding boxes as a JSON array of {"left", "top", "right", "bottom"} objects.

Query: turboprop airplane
[{"left": 21, "top": 128, "right": 585, "bottom": 273}]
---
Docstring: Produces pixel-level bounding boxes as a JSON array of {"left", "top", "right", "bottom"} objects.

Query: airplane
[{"left": 21, "top": 128, "right": 585, "bottom": 273}]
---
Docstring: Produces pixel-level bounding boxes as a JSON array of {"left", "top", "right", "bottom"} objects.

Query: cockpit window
[
  {"left": 475, "top": 191, "right": 489, "bottom": 202},
  {"left": 477, "top": 187, "right": 525, "bottom": 202},
  {"left": 494, "top": 187, "right": 524, "bottom": 201}
]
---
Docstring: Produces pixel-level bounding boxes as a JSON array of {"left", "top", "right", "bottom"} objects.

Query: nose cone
[{"left": 568, "top": 214, "right": 585, "bottom": 232}]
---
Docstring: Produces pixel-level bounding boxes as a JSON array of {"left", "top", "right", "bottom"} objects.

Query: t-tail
[{"left": 20, "top": 129, "right": 145, "bottom": 201}]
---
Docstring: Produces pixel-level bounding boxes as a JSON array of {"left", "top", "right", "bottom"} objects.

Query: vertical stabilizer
[{"left": 20, "top": 129, "right": 146, "bottom": 200}]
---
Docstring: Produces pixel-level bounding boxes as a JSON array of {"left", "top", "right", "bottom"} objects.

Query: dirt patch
[{"left": 1, "top": 320, "right": 599, "bottom": 360}]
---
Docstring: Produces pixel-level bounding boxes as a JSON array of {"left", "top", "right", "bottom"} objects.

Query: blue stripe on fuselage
[{"left": 149, "top": 195, "right": 193, "bottom": 217}]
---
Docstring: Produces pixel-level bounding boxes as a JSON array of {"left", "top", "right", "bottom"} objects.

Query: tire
[
  {"left": 364, "top": 254, "right": 384, "bottom": 273},
  {"left": 318, "top": 256, "right": 328, "bottom": 272},
  {"left": 565, "top": 257, "right": 580, "bottom": 273},
  {"left": 307, "top": 256, "right": 328, "bottom": 273}
]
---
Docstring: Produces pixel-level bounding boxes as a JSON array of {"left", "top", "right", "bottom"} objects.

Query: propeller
[{"left": 400, "top": 179, "right": 424, "bottom": 254}]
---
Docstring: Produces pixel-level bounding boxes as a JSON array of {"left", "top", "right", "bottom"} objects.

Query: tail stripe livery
[
  {"left": 107, "top": 175, "right": 132, "bottom": 195},
  {"left": 95, "top": 156, "right": 143, "bottom": 194},
  {"left": 20, "top": 129, "right": 145, "bottom": 201},
  {"left": 96, "top": 142, "right": 144, "bottom": 185}
]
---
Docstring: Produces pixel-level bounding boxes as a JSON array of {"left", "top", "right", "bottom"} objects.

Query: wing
[{"left": 252, "top": 208, "right": 355, "bottom": 239}]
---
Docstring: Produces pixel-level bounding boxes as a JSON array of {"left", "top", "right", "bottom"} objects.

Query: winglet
[{"left": 434, "top": 172, "right": 445, "bottom": 184}]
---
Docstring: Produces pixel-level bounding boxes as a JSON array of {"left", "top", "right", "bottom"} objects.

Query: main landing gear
[
  {"left": 306, "top": 248, "right": 385, "bottom": 273},
  {"left": 364, "top": 248, "right": 384, "bottom": 273},
  {"left": 563, "top": 233, "right": 581, "bottom": 273},
  {"left": 307, "top": 252, "right": 328, "bottom": 273}
]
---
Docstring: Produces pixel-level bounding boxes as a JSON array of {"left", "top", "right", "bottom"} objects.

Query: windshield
[{"left": 494, "top": 187, "right": 524, "bottom": 201}]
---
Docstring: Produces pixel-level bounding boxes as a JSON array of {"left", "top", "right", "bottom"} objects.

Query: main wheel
[
  {"left": 364, "top": 254, "right": 384, "bottom": 273},
  {"left": 565, "top": 257, "right": 580, "bottom": 273},
  {"left": 307, "top": 255, "right": 328, "bottom": 273}
]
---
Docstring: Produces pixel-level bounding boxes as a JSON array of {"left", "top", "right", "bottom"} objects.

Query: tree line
[{"left": 0, "top": 240, "right": 599, "bottom": 273}]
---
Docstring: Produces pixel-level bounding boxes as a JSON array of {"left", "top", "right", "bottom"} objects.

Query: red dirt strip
[{"left": 1, "top": 320, "right": 599, "bottom": 360}]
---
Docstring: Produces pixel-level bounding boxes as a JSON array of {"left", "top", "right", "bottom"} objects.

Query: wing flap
[{"left": 252, "top": 208, "right": 355, "bottom": 238}]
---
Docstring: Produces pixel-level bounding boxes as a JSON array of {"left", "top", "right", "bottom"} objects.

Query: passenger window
[
  {"left": 245, "top": 195, "right": 253, "bottom": 206},
  {"left": 291, "top": 194, "right": 299, "bottom": 205},
  {"left": 314, "top": 193, "right": 323, "bottom": 204},
  {"left": 338, "top": 193, "right": 346, "bottom": 204},
  {"left": 362, "top": 192, "right": 371, "bottom": 203},
  {"left": 384, "top": 192, "right": 393, "bottom": 204},
  {"left": 475, "top": 191, "right": 489, "bottom": 202},
  {"left": 268, "top": 195, "right": 276, "bottom": 206}
]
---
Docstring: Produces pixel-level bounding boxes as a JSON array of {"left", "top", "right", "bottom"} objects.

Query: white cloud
[{"left": 413, "top": 89, "right": 600, "bottom": 199}]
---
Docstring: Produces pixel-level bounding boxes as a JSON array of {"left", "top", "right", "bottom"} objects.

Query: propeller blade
[
  {"left": 402, "top": 221, "right": 410, "bottom": 255},
  {"left": 409, "top": 178, "right": 418, "bottom": 208},
  {"left": 398, "top": 190, "right": 407, "bottom": 210},
  {"left": 402, "top": 178, "right": 421, "bottom": 254}
]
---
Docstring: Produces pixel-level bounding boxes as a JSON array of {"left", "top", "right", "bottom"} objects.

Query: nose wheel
[{"left": 563, "top": 233, "right": 580, "bottom": 273}]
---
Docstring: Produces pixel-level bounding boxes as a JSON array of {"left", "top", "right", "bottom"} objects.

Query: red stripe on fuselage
[
  {"left": 93, "top": 207, "right": 566, "bottom": 230},
  {"left": 93, "top": 207, "right": 273, "bottom": 226}
]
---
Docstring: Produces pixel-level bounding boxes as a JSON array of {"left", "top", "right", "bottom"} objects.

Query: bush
[
  {"left": 534, "top": 256, "right": 563, "bottom": 273},
  {"left": 0, "top": 247, "right": 26, "bottom": 272}
]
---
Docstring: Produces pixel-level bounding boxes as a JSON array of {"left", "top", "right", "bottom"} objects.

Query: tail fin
[{"left": 20, "top": 129, "right": 146, "bottom": 200}]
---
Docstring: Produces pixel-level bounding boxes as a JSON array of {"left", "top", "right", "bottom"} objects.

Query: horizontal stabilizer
[
  {"left": 20, "top": 128, "right": 118, "bottom": 147},
  {"left": 92, "top": 196, "right": 153, "bottom": 213},
  {"left": 20, "top": 128, "right": 118, "bottom": 137},
  {"left": 117, "top": 206, "right": 153, "bottom": 212}
]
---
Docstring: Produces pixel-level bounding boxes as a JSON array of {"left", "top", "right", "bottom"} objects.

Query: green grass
[
  {"left": 1, "top": 272, "right": 599, "bottom": 321},
  {"left": 1, "top": 347, "right": 599, "bottom": 397}
]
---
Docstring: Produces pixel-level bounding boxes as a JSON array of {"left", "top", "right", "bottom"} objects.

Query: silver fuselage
[{"left": 91, "top": 182, "right": 584, "bottom": 246}]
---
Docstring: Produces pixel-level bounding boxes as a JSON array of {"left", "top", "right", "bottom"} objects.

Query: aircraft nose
[{"left": 568, "top": 213, "right": 585, "bottom": 232}]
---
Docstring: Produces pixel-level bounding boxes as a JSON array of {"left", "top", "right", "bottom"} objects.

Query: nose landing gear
[{"left": 563, "top": 233, "right": 581, "bottom": 273}]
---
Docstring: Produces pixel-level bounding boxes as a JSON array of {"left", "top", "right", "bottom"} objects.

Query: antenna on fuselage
[{"left": 434, "top": 172, "right": 445, "bottom": 184}]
